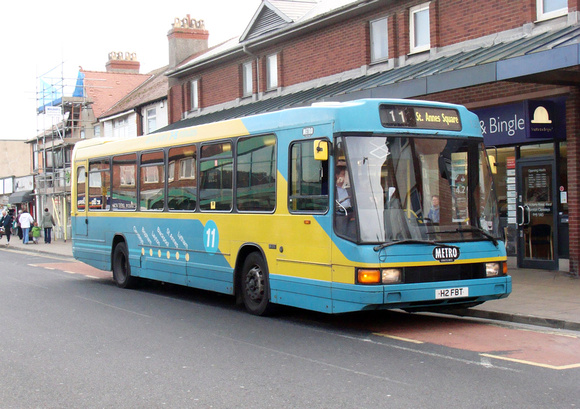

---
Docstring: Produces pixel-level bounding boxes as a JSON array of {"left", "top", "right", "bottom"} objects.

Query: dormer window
[
  {"left": 410, "top": 2, "right": 430, "bottom": 54},
  {"left": 537, "top": 0, "right": 567, "bottom": 21}
]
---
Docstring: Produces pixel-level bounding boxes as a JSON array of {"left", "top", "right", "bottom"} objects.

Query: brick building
[{"left": 161, "top": 0, "right": 580, "bottom": 273}]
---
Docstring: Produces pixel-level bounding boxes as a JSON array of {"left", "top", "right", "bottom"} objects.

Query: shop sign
[
  {"left": 474, "top": 98, "right": 565, "bottom": 147},
  {"left": 14, "top": 175, "right": 34, "bottom": 192}
]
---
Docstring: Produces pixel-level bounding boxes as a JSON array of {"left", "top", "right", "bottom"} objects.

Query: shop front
[{"left": 475, "top": 98, "right": 567, "bottom": 271}]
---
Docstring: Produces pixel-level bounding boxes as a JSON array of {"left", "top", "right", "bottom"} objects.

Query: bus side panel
[{"left": 269, "top": 275, "right": 333, "bottom": 313}]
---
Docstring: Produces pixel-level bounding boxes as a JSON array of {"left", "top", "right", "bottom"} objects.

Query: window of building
[
  {"left": 94, "top": 124, "right": 101, "bottom": 138},
  {"left": 113, "top": 117, "right": 129, "bottom": 138},
  {"left": 140, "top": 151, "right": 165, "bottom": 211},
  {"left": 410, "top": 2, "right": 430, "bottom": 53},
  {"left": 147, "top": 107, "right": 157, "bottom": 134},
  {"left": 200, "top": 142, "right": 233, "bottom": 211},
  {"left": 112, "top": 153, "right": 137, "bottom": 211},
  {"left": 242, "top": 61, "right": 253, "bottom": 96},
  {"left": 191, "top": 79, "right": 199, "bottom": 110},
  {"left": 266, "top": 54, "right": 278, "bottom": 90},
  {"left": 370, "top": 17, "right": 389, "bottom": 62},
  {"left": 289, "top": 139, "right": 329, "bottom": 213},
  {"left": 537, "top": 0, "right": 567, "bottom": 20},
  {"left": 237, "top": 134, "right": 276, "bottom": 212},
  {"left": 88, "top": 159, "right": 111, "bottom": 211},
  {"left": 168, "top": 145, "right": 197, "bottom": 211}
]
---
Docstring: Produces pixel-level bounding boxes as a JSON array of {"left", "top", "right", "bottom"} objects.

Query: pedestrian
[
  {"left": 31, "top": 222, "right": 41, "bottom": 244},
  {"left": 41, "top": 208, "right": 55, "bottom": 244},
  {"left": 17, "top": 210, "right": 23, "bottom": 240},
  {"left": 18, "top": 209, "right": 34, "bottom": 245},
  {"left": 0, "top": 209, "right": 13, "bottom": 246}
]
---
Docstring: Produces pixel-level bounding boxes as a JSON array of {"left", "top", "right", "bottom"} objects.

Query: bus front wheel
[
  {"left": 241, "top": 252, "right": 273, "bottom": 316},
  {"left": 112, "top": 242, "right": 136, "bottom": 289}
]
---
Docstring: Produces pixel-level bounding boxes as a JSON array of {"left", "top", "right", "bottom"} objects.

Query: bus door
[
  {"left": 278, "top": 139, "right": 332, "bottom": 308},
  {"left": 74, "top": 162, "right": 88, "bottom": 236},
  {"left": 516, "top": 158, "right": 558, "bottom": 270}
]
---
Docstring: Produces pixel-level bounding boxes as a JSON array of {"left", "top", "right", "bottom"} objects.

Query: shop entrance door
[{"left": 516, "top": 159, "right": 558, "bottom": 270}]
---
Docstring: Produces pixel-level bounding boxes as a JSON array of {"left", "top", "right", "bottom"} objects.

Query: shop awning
[{"left": 9, "top": 190, "right": 34, "bottom": 204}]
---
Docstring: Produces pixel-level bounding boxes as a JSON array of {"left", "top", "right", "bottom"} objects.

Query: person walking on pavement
[
  {"left": 0, "top": 210, "right": 13, "bottom": 246},
  {"left": 41, "top": 208, "right": 55, "bottom": 244},
  {"left": 31, "top": 222, "right": 41, "bottom": 244},
  {"left": 16, "top": 210, "right": 23, "bottom": 240},
  {"left": 19, "top": 209, "right": 34, "bottom": 245}
]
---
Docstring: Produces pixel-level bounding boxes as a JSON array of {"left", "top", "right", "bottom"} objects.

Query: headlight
[
  {"left": 485, "top": 262, "right": 501, "bottom": 277},
  {"left": 382, "top": 268, "right": 402, "bottom": 284},
  {"left": 357, "top": 268, "right": 402, "bottom": 284}
]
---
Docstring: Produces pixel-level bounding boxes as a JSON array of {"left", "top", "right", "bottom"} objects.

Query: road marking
[
  {"left": 480, "top": 353, "right": 580, "bottom": 370},
  {"left": 374, "top": 333, "right": 424, "bottom": 344}
]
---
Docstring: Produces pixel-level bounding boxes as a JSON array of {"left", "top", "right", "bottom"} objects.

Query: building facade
[{"left": 161, "top": 0, "right": 580, "bottom": 273}]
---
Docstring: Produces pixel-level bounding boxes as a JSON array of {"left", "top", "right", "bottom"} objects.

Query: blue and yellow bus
[{"left": 72, "top": 99, "right": 511, "bottom": 315}]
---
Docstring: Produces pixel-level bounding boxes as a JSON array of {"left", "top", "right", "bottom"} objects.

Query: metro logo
[{"left": 432, "top": 246, "right": 460, "bottom": 262}]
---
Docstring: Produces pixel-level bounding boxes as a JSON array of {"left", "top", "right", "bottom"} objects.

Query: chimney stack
[
  {"left": 106, "top": 52, "right": 140, "bottom": 73},
  {"left": 168, "top": 15, "right": 209, "bottom": 69}
]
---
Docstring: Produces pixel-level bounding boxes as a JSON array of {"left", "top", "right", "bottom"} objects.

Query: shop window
[
  {"left": 410, "top": 2, "right": 430, "bottom": 54},
  {"left": 537, "top": 0, "right": 567, "bottom": 21},
  {"left": 370, "top": 17, "right": 389, "bottom": 62}
]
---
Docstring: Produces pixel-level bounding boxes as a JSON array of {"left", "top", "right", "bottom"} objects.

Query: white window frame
[
  {"left": 190, "top": 79, "right": 199, "bottom": 110},
  {"left": 179, "top": 158, "right": 196, "bottom": 180},
  {"left": 242, "top": 61, "right": 253, "bottom": 96},
  {"left": 266, "top": 54, "right": 278, "bottom": 90},
  {"left": 410, "top": 2, "right": 431, "bottom": 54},
  {"left": 370, "top": 17, "right": 389, "bottom": 63},
  {"left": 536, "top": 0, "right": 567, "bottom": 21},
  {"left": 146, "top": 107, "right": 157, "bottom": 134}
]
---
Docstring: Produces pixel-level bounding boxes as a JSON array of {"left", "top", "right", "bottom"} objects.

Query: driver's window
[{"left": 334, "top": 138, "right": 357, "bottom": 240}]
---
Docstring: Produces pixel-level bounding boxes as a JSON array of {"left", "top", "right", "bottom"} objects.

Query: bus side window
[
  {"left": 112, "top": 154, "right": 137, "bottom": 211},
  {"left": 236, "top": 134, "right": 276, "bottom": 212},
  {"left": 76, "top": 166, "right": 86, "bottom": 211},
  {"left": 289, "top": 140, "right": 329, "bottom": 213},
  {"left": 200, "top": 142, "right": 233, "bottom": 211},
  {"left": 88, "top": 159, "right": 111, "bottom": 211},
  {"left": 168, "top": 145, "right": 197, "bottom": 211}
]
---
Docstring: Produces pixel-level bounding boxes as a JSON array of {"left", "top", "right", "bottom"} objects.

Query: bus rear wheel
[
  {"left": 112, "top": 242, "right": 136, "bottom": 289},
  {"left": 241, "top": 252, "right": 273, "bottom": 316}
]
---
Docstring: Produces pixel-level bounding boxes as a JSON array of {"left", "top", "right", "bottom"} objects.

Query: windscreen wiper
[
  {"left": 373, "top": 239, "right": 455, "bottom": 252},
  {"left": 428, "top": 227, "right": 498, "bottom": 247}
]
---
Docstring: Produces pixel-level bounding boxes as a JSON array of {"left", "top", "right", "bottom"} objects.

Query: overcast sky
[{"left": 1, "top": 0, "right": 261, "bottom": 140}]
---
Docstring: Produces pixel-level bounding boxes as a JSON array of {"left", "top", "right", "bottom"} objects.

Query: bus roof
[{"left": 73, "top": 99, "right": 481, "bottom": 160}]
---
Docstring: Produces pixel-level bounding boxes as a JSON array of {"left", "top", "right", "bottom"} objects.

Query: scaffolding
[{"left": 36, "top": 62, "right": 91, "bottom": 242}]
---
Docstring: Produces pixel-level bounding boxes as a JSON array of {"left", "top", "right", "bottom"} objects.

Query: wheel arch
[
  {"left": 110, "top": 233, "right": 128, "bottom": 269},
  {"left": 234, "top": 243, "right": 269, "bottom": 304}
]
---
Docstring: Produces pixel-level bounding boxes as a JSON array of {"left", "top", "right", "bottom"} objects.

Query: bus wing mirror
[{"left": 314, "top": 140, "right": 329, "bottom": 161}]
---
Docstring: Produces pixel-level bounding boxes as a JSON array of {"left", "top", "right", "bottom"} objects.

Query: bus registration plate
[{"left": 435, "top": 287, "right": 468, "bottom": 299}]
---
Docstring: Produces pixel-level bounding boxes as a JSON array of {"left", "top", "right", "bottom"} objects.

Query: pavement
[{"left": 2, "top": 236, "right": 579, "bottom": 331}]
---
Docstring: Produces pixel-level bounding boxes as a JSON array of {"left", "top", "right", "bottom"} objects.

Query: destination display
[{"left": 379, "top": 105, "right": 462, "bottom": 131}]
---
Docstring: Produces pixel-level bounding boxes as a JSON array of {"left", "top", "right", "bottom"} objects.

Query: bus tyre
[
  {"left": 112, "top": 242, "right": 136, "bottom": 289},
  {"left": 241, "top": 252, "right": 273, "bottom": 316}
]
